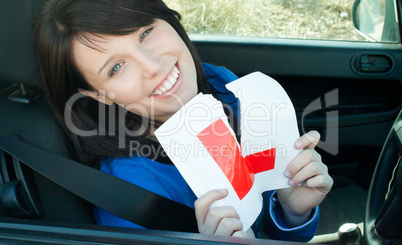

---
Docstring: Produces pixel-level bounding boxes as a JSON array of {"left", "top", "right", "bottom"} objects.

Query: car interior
[{"left": 0, "top": 0, "right": 401, "bottom": 244}]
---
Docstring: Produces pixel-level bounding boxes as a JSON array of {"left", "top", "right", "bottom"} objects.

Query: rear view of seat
[{"left": 0, "top": 0, "right": 95, "bottom": 224}]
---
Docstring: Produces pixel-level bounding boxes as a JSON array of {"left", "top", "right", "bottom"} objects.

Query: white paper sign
[{"left": 155, "top": 72, "right": 301, "bottom": 231}]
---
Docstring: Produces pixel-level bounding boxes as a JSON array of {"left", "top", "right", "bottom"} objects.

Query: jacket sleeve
[
  {"left": 92, "top": 160, "right": 157, "bottom": 229},
  {"left": 261, "top": 191, "right": 319, "bottom": 242},
  {"left": 93, "top": 156, "right": 197, "bottom": 229}
]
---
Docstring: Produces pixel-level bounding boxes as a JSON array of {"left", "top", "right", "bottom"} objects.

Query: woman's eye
[
  {"left": 109, "top": 62, "right": 124, "bottom": 77},
  {"left": 140, "top": 27, "right": 153, "bottom": 41}
]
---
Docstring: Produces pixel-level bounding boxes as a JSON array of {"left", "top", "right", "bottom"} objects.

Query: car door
[{"left": 165, "top": 0, "right": 402, "bottom": 237}]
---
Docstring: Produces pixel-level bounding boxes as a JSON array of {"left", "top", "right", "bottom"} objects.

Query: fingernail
[
  {"left": 285, "top": 171, "right": 291, "bottom": 178},
  {"left": 219, "top": 188, "right": 227, "bottom": 194},
  {"left": 295, "top": 141, "right": 302, "bottom": 148},
  {"left": 289, "top": 180, "right": 295, "bottom": 186}
]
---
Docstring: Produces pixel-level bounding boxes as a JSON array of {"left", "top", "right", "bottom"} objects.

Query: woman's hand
[
  {"left": 194, "top": 189, "right": 255, "bottom": 238},
  {"left": 277, "top": 131, "right": 333, "bottom": 227}
]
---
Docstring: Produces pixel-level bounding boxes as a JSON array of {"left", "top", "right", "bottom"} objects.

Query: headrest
[{"left": 0, "top": 0, "right": 44, "bottom": 88}]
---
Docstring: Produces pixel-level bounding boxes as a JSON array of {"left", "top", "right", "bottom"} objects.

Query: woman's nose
[{"left": 138, "top": 50, "right": 162, "bottom": 79}]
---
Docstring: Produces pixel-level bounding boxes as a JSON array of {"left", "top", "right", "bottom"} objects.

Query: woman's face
[{"left": 72, "top": 19, "right": 198, "bottom": 122}]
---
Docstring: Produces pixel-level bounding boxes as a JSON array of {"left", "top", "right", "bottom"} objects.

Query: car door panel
[{"left": 193, "top": 36, "right": 402, "bottom": 188}]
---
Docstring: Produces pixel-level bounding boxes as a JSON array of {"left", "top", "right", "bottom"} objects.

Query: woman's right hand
[{"left": 194, "top": 189, "right": 254, "bottom": 238}]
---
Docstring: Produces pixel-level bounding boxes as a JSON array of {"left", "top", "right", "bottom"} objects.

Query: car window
[{"left": 165, "top": 0, "right": 399, "bottom": 43}]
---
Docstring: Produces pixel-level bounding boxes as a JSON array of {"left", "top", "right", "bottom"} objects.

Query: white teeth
[
  {"left": 168, "top": 76, "right": 176, "bottom": 84},
  {"left": 164, "top": 81, "right": 173, "bottom": 90},
  {"left": 151, "top": 65, "right": 180, "bottom": 96}
]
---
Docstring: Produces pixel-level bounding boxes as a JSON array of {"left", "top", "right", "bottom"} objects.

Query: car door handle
[{"left": 359, "top": 54, "right": 392, "bottom": 73}]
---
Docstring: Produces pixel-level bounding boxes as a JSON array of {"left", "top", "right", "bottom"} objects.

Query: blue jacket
[{"left": 93, "top": 64, "right": 319, "bottom": 242}]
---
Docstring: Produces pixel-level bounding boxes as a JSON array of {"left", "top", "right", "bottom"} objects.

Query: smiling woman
[
  {"left": 34, "top": 0, "right": 209, "bottom": 165},
  {"left": 33, "top": 0, "right": 332, "bottom": 241},
  {"left": 72, "top": 20, "right": 198, "bottom": 122}
]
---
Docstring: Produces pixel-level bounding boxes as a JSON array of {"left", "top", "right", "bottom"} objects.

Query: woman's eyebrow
[{"left": 98, "top": 55, "right": 117, "bottom": 75}]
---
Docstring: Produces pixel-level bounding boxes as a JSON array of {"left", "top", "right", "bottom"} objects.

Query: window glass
[{"left": 164, "top": 0, "right": 373, "bottom": 42}]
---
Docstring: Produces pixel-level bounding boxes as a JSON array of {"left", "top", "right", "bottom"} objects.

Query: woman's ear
[{"left": 78, "top": 88, "right": 114, "bottom": 105}]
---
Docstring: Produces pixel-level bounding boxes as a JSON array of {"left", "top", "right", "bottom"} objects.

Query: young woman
[{"left": 34, "top": 0, "right": 333, "bottom": 240}]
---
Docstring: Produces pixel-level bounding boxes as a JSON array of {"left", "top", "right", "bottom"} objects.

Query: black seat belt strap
[{"left": 0, "top": 135, "right": 198, "bottom": 232}]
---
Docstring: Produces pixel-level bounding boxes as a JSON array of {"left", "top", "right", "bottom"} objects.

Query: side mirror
[{"left": 352, "top": 0, "right": 400, "bottom": 43}]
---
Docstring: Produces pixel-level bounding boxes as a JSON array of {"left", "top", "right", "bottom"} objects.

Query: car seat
[{"left": 0, "top": 0, "right": 95, "bottom": 225}]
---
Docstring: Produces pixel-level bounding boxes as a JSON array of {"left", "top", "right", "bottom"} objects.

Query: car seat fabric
[
  {"left": 0, "top": 0, "right": 43, "bottom": 88},
  {"left": 0, "top": 0, "right": 96, "bottom": 224}
]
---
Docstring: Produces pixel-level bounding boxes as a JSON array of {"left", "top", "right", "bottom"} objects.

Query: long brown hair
[{"left": 34, "top": 0, "right": 210, "bottom": 166}]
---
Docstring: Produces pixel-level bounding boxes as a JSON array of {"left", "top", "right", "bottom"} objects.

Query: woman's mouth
[{"left": 151, "top": 64, "right": 180, "bottom": 97}]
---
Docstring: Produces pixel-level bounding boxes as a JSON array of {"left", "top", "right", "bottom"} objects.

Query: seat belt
[{"left": 0, "top": 135, "right": 198, "bottom": 232}]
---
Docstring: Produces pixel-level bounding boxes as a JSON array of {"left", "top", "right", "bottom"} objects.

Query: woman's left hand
[{"left": 277, "top": 131, "right": 333, "bottom": 226}]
